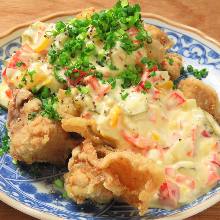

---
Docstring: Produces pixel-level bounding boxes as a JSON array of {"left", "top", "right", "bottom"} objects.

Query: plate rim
[
  {"left": 0, "top": 10, "right": 220, "bottom": 49},
  {"left": 1, "top": 9, "right": 220, "bottom": 220}
]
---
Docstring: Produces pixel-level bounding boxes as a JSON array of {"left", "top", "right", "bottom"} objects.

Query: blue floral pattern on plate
[{"left": 0, "top": 19, "right": 220, "bottom": 219}]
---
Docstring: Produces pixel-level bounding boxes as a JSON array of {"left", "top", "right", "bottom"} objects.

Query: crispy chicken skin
[
  {"left": 7, "top": 89, "right": 78, "bottom": 165},
  {"left": 64, "top": 140, "right": 164, "bottom": 215},
  {"left": 178, "top": 77, "right": 220, "bottom": 123}
]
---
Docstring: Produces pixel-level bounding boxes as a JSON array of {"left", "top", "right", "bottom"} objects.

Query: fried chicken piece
[
  {"left": 64, "top": 140, "right": 164, "bottom": 215},
  {"left": 64, "top": 142, "right": 114, "bottom": 204},
  {"left": 144, "top": 24, "right": 173, "bottom": 63},
  {"left": 7, "top": 89, "right": 79, "bottom": 165},
  {"left": 161, "top": 53, "right": 183, "bottom": 80},
  {"left": 178, "top": 77, "right": 220, "bottom": 123}
]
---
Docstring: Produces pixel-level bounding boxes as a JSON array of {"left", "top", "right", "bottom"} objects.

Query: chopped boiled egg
[{"left": 22, "top": 21, "right": 54, "bottom": 53}]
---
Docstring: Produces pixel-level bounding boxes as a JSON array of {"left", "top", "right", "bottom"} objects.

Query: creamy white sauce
[{"left": 75, "top": 77, "right": 220, "bottom": 208}]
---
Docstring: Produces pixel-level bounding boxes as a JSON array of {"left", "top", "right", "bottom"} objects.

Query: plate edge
[
  {"left": 0, "top": 10, "right": 220, "bottom": 49},
  {"left": 0, "top": 191, "right": 62, "bottom": 220}
]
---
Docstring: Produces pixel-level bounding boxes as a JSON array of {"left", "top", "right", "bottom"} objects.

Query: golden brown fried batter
[
  {"left": 64, "top": 140, "right": 164, "bottom": 215},
  {"left": 61, "top": 116, "right": 119, "bottom": 147},
  {"left": 7, "top": 89, "right": 79, "bottom": 165},
  {"left": 61, "top": 117, "right": 102, "bottom": 143},
  {"left": 64, "top": 141, "right": 114, "bottom": 204},
  {"left": 144, "top": 24, "right": 173, "bottom": 62},
  {"left": 161, "top": 53, "right": 183, "bottom": 80},
  {"left": 178, "top": 77, "right": 220, "bottom": 123}
]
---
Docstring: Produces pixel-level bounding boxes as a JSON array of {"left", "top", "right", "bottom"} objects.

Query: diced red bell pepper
[
  {"left": 2, "top": 68, "right": 7, "bottom": 78},
  {"left": 8, "top": 51, "right": 21, "bottom": 68},
  {"left": 121, "top": 130, "right": 150, "bottom": 149},
  {"left": 85, "top": 76, "right": 111, "bottom": 99},
  {"left": 159, "top": 180, "right": 180, "bottom": 208},
  {"left": 167, "top": 92, "right": 185, "bottom": 109},
  {"left": 73, "top": 69, "right": 87, "bottom": 83},
  {"left": 201, "top": 130, "right": 211, "bottom": 138},
  {"left": 7, "top": 44, "right": 33, "bottom": 69},
  {"left": 187, "top": 127, "right": 197, "bottom": 157},
  {"left": 152, "top": 89, "right": 160, "bottom": 100},
  {"left": 134, "top": 71, "right": 150, "bottom": 92},
  {"left": 170, "top": 92, "right": 185, "bottom": 106},
  {"left": 85, "top": 76, "right": 99, "bottom": 91},
  {"left": 5, "top": 89, "right": 12, "bottom": 98},
  {"left": 149, "top": 65, "right": 158, "bottom": 72},
  {"left": 67, "top": 69, "right": 87, "bottom": 86}
]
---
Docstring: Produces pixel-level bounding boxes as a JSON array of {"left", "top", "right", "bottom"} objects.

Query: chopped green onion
[
  {"left": 54, "top": 69, "right": 67, "bottom": 83},
  {"left": 141, "top": 57, "right": 148, "bottom": 64},
  {"left": 12, "top": 159, "right": 18, "bottom": 165},
  {"left": 54, "top": 178, "right": 64, "bottom": 189},
  {"left": 107, "top": 77, "right": 116, "bottom": 89},
  {"left": 121, "top": 91, "right": 129, "bottom": 100},
  {"left": 144, "top": 81, "right": 152, "bottom": 89},
  {"left": 77, "top": 86, "right": 89, "bottom": 94},
  {"left": 27, "top": 70, "right": 36, "bottom": 83},
  {"left": 36, "top": 87, "right": 61, "bottom": 121},
  {"left": 16, "top": 61, "right": 24, "bottom": 67},
  {"left": 167, "top": 58, "right": 174, "bottom": 65},
  {"left": 62, "top": 191, "right": 69, "bottom": 199},
  {"left": 187, "top": 65, "right": 194, "bottom": 73},
  {"left": 149, "top": 71, "right": 156, "bottom": 77},
  {"left": 65, "top": 87, "right": 71, "bottom": 95}
]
